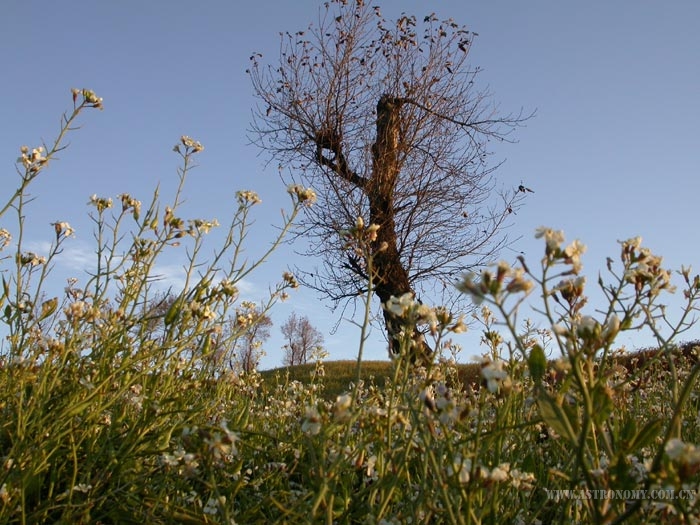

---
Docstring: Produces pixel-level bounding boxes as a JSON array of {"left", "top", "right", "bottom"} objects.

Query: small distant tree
[
  {"left": 281, "top": 312, "right": 324, "bottom": 366},
  {"left": 142, "top": 290, "right": 178, "bottom": 336},
  {"left": 228, "top": 302, "right": 273, "bottom": 373}
]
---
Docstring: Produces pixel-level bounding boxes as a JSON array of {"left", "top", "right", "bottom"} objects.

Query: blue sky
[{"left": 3, "top": 1, "right": 699, "bottom": 369}]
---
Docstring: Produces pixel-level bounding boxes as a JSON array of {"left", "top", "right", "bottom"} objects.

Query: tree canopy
[{"left": 249, "top": 0, "right": 530, "bottom": 356}]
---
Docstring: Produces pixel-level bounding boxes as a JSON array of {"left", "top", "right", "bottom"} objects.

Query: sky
[{"left": 2, "top": 1, "right": 699, "bottom": 370}]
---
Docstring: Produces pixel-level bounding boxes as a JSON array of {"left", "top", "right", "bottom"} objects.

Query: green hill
[
  {"left": 261, "top": 341, "right": 700, "bottom": 400},
  {"left": 260, "top": 359, "right": 483, "bottom": 399}
]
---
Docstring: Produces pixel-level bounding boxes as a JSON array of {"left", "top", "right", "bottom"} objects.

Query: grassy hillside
[
  {"left": 262, "top": 340, "right": 700, "bottom": 400},
  {"left": 261, "top": 359, "right": 482, "bottom": 399}
]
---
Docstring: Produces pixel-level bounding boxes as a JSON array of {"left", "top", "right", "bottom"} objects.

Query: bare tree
[
  {"left": 227, "top": 302, "right": 273, "bottom": 373},
  {"left": 281, "top": 312, "right": 325, "bottom": 366},
  {"left": 248, "top": 1, "right": 530, "bottom": 357}
]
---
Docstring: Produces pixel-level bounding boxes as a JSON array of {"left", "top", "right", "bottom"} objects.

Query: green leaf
[
  {"left": 38, "top": 297, "right": 58, "bottom": 321},
  {"left": 591, "top": 384, "right": 614, "bottom": 425},
  {"left": 537, "top": 393, "right": 578, "bottom": 445},
  {"left": 164, "top": 296, "right": 183, "bottom": 326},
  {"left": 528, "top": 344, "right": 547, "bottom": 382},
  {"left": 628, "top": 418, "right": 663, "bottom": 453}
]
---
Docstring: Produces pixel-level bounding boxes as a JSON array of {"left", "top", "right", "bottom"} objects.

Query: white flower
[
  {"left": 53, "top": 222, "right": 75, "bottom": 238},
  {"left": 236, "top": 190, "right": 261, "bottom": 205},
  {"left": 301, "top": 405, "right": 322, "bottom": 435},
  {"left": 481, "top": 359, "right": 508, "bottom": 393},
  {"left": 384, "top": 293, "right": 416, "bottom": 317},
  {"left": 535, "top": 227, "right": 565, "bottom": 254},
  {"left": 180, "top": 135, "right": 204, "bottom": 153},
  {"left": 576, "top": 316, "right": 599, "bottom": 338},
  {"left": 333, "top": 394, "right": 352, "bottom": 421},
  {"left": 446, "top": 456, "right": 471, "bottom": 484},
  {"left": 490, "top": 464, "right": 510, "bottom": 482},
  {"left": 601, "top": 314, "right": 620, "bottom": 342}
]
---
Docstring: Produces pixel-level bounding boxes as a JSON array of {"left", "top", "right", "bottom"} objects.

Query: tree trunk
[{"left": 368, "top": 95, "right": 432, "bottom": 361}]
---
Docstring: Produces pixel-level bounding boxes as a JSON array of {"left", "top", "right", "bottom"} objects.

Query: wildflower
[
  {"left": 52, "top": 221, "right": 75, "bottom": 239},
  {"left": 535, "top": 226, "right": 565, "bottom": 255},
  {"left": 419, "top": 387, "right": 437, "bottom": 412},
  {"left": 456, "top": 272, "right": 485, "bottom": 304},
  {"left": 620, "top": 236, "right": 643, "bottom": 262},
  {"left": 480, "top": 358, "right": 509, "bottom": 393},
  {"left": 80, "top": 89, "right": 103, "bottom": 109},
  {"left": 160, "top": 453, "right": 180, "bottom": 467},
  {"left": 218, "top": 279, "right": 238, "bottom": 298},
  {"left": 236, "top": 190, "right": 262, "bottom": 205},
  {"left": 665, "top": 438, "right": 700, "bottom": 468},
  {"left": 446, "top": 456, "right": 471, "bottom": 484},
  {"left": 203, "top": 496, "right": 226, "bottom": 515},
  {"left": 575, "top": 316, "right": 599, "bottom": 338},
  {"left": 385, "top": 293, "right": 415, "bottom": 317},
  {"left": 490, "top": 464, "right": 510, "bottom": 482},
  {"left": 510, "top": 469, "right": 536, "bottom": 490},
  {"left": 505, "top": 267, "right": 534, "bottom": 294},
  {"left": 0, "top": 229, "right": 11, "bottom": 250},
  {"left": 450, "top": 316, "right": 467, "bottom": 334},
  {"left": 18, "top": 252, "right": 46, "bottom": 267},
  {"left": 301, "top": 405, "right": 322, "bottom": 435},
  {"left": 283, "top": 271, "right": 299, "bottom": 288},
  {"left": 204, "top": 421, "right": 239, "bottom": 462},
  {"left": 64, "top": 301, "right": 86, "bottom": 321},
  {"left": 552, "top": 276, "right": 586, "bottom": 306},
  {"left": 366, "top": 223, "right": 380, "bottom": 242},
  {"left": 333, "top": 394, "right": 353, "bottom": 421},
  {"left": 189, "top": 218, "right": 220, "bottom": 234},
  {"left": 563, "top": 239, "right": 587, "bottom": 273},
  {"left": 601, "top": 314, "right": 620, "bottom": 343},
  {"left": 88, "top": 194, "right": 113, "bottom": 213},
  {"left": 17, "top": 145, "right": 48, "bottom": 172},
  {"left": 287, "top": 184, "right": 317, "bottom": 205},
  {"left": 118, "top": 193, "right": 142, "bottom": 219},
  {"left": 179, "top": 135, "right": 204, "bottom": 153}
]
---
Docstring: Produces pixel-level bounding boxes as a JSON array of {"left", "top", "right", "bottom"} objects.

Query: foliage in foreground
[{"left": 1, "top": 92, "right": 700, "bottom": 524}]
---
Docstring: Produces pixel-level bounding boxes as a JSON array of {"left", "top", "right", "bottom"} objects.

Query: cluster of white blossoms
[
  {"left": 188, "top": 218, "right": 220, "bottom": 235},
  {"left": 52, "top": 221, "right": 75, "bottom": 239},
  {"left": 188, "top": 300, "right": 216, "bottom": 322},
  {"left": 174, "top": 135, "right": 204, "bottom": 154},
  {"left": 551, "top": 313, "right": 621, "bottom": 354},
  {"left": 18, "top": 251, "right": 47, "bottom": 267},
  {"left": 534, "top": 226, "right": 586, "bottom": 273},
  {"left": 301, "top": 405, "right": 322, "bottom": 435},
  {"left": 118, "top": 193, "right": 142, "bottom": 218},
  {"left": 619, "top": 236, "right": 675, "bottom": 297},
  {"left": 88, "top": 194, "right": 113, "bottom": 213},
  {"left": 71, "top": 88, "right": 103, "bottom": 110},
  {"left": 236, "top": 190, "right": 262, "bottom": 205},
  {"left": 665, "top": 439, "right": 700, "bottom": 469},
  {"left": 457, "top": 260, "right": 533, "bottom": 305},
  {"left": 282, "top": 271, "right": 300, "bottom": 289},
  {"left": 287, "top": 184, "right": 317, "bottom": 206},
  {"left": 480, "top": 358, "right": 511, "bottom": 394},
  {"left": 0, "top": 229, "right": 10, "bottom": 250},
  {"left": 384, "top": 292, "right": 466, "bottom": 336},
  {"left": 17, "top": 145, "right": 48, "bottom": 173}
]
